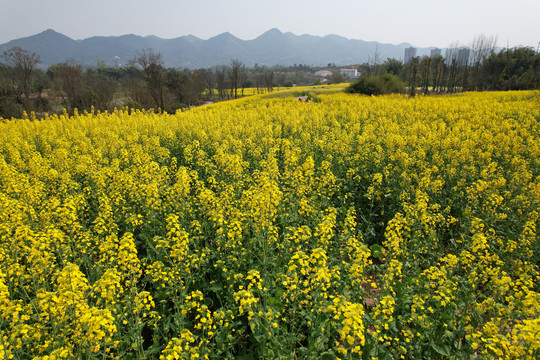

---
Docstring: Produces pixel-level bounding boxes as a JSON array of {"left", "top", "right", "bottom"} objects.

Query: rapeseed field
[{"left": 0, "top": 91, "right": 538, "bottom": 359}]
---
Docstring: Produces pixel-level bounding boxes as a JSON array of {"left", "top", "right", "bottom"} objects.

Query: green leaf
[
  {"left": 254, "top": 333, "right": 267, "bottom": 343},
  {"left": 267, "top": 296, "right": 279, "bottom": 306},
  {"left": 431, "top": 343, "right": 450, "bottom": 357},
  {"left": 321, "top": 351, "right": 337, "bottom": 360},
  {"left": 370, "top": 244, "right": 383, "bottom": 259}
]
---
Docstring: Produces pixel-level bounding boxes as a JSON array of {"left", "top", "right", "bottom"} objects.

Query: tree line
[
  {"left": 400, "top": 46, "right": 540, "bottom": 96},
  {"left": 1, "top": 38, "right": 539, "bottom": 118},
  {"left": 0, "top": 48, "right": 292, "bottom": 119},
  {"left": 356, "top": 35, "right": 539, "bottom": 96}
]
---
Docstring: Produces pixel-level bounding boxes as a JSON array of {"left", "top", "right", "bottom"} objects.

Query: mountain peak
[
  {"left": 36, "top": 29, "right": 73, "bottom": 40},
  {"left": 41, "top": 29, "right": 59, "bottom": 35},
  {"left": 257, "top": 28, "right": 285, "bottom": 40},
  {"left": 323, "top": 34, "right": 349, "bottom": 43},
  {"left": 265, "top": 28, "right": 283, "bottom": 34},
  {"left": 214, "top": 32, "right": 233, "bottom": 38},
  {"left": 183, "top": 34, "right": 201, "bottom": 42}
]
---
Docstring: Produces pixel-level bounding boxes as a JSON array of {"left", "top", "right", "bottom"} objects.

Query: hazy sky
[{"left": 1, "top": 0, "right": 539, "bottom": 48}]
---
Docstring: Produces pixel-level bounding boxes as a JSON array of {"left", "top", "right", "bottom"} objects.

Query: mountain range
[{"left": 0, "top": 28, "right": 438, "bottom": 69}]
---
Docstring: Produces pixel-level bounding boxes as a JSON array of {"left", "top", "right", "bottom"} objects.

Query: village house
[
  {"left": 339, "top": 68, "right": 359, "bottom": 78},
  {"left": 314, "top": 70, "right": 333, "bottom": 77}
]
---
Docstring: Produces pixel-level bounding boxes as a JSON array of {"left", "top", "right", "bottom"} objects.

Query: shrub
[
  {"left": 0, "top": 97, "right": 24, "bottom": 119},
  {"left": 345, "top": 73, "right": 405, "bottom": 95}
]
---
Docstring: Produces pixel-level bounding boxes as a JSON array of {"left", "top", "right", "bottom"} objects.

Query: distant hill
[{"left": 0, "top": 28, "right": 437, "bottom": 69}]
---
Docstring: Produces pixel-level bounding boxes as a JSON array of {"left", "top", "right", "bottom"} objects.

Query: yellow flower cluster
[{"left": 0, "top": 90, "right": 538, "bottom": 358}]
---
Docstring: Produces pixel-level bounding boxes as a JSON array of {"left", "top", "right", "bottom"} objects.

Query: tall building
[
  {"left": 430, "top": 48, "right": 442, "bottom": 57},
  {"left": 404, "top": 47, "right": 417, "bottom": 63},
  {"left": 457, "top": 48, "right": 470, "bottom": 66}
]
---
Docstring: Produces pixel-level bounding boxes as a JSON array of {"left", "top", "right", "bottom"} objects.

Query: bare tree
[
  {"left": 215, "top": 65, "right": 228, "bottom": 99},
  {"left": 445, "top": 42, "right": 459, "bottom": 93},
  {"left": 470, "top": 34, "right": 497, "bottom": 90},
  {"left": 199, "top": 68, "right": 215, "bottom": 98},
  {"left": 421, "top": 56, "right": 431, "bottom": 94},
  {"left": 368, "top": 44, "right": 383, "bottom": 75},
  {"left": 1, "top": 47, "right": 40, "bottom": 101},
  {"left": 409, "top": 57, "right": 419, "bottom": 97},
  {"left": 129, "top": 49, "right": 165, "bottom": 110},
  {"left": 264, "top": 71, "right": 274, "bottom": 93},
  {"left": 228, "top": 59, "right": 243, "bottom": 98},
  {"left": 49, "top": 62, "right": 83, "bottom": 110},
  {"left": 255, "top": 73, "right": 265, "bottom": 94},
  {"left": 84, "top": 68, "right": 117, "bottom": 111},
  {"left": 187, "top": 70, "right": 207, "bottom": 105},
  {"left": 122, "top": 76, "right": 154, "bottom": 109},
  {"left": 330, "top": 71, "right": 345, "bottom": 84},
  {"left": 164, "top": 68, "right": 190, "bottom": 109},
  {"left": 431, "top": 54, "right": 445, "bottom": 93},
  {"left": 240, "top": 64, "right": 248, "bottom": 97}
]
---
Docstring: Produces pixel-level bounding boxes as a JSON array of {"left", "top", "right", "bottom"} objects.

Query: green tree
[
  {"left": 482, "top": 47, "right": 540, "bottom": 90},
  {"left": 420, "top": 56, "right": 431, "bottom": 94},
  {"left": 384, "top": 58, "right": 403, "bottom": 76}
]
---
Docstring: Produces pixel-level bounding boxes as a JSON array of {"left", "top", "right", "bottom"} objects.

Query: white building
[
  {"left": 340, "top": 68, "right": 359, "bottom": 78},
  {"left": 314, "top": 70, "right": 333, "bottom": 77}
]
